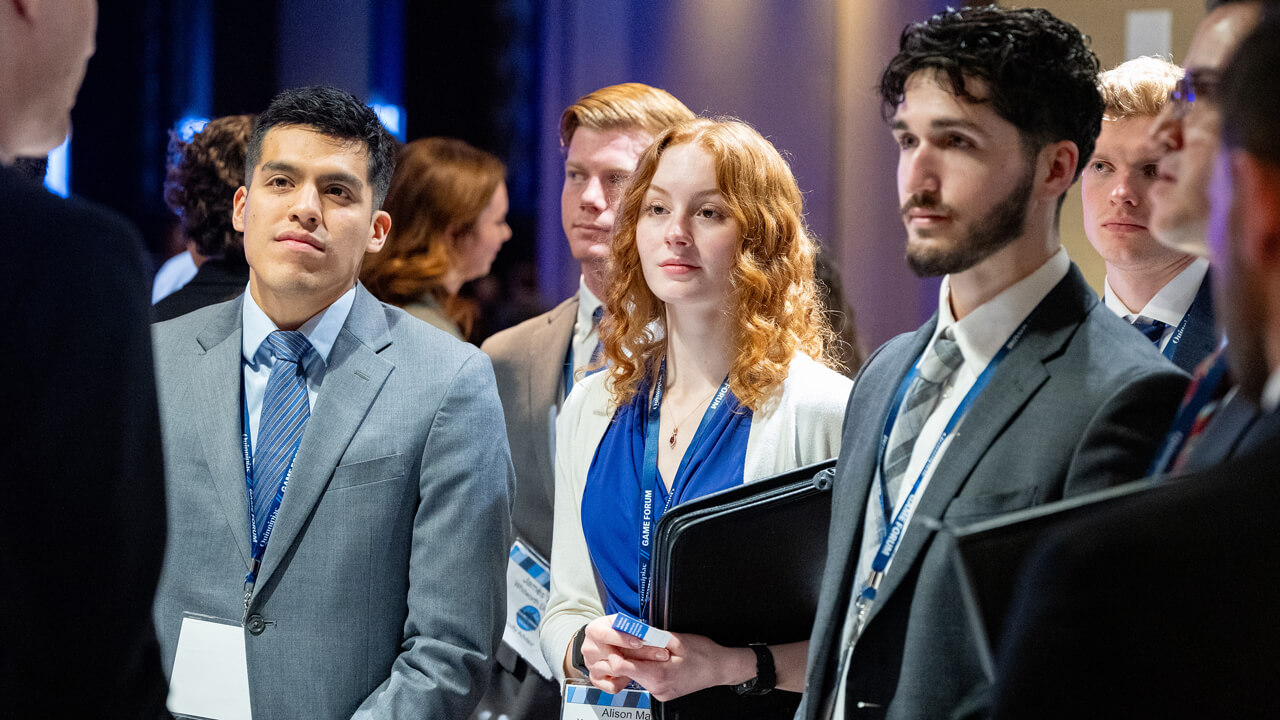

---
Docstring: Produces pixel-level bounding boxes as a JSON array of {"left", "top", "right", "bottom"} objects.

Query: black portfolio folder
[
  {"left": 948, "top": 476, "right": 1170, "bottom": 681},
  {"left": 648, "top": 458, "right": 838, "bottom": 720}
]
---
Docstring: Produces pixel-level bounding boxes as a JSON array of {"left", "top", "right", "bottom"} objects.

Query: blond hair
[
  {"left": 600, "top": 118, "right": 833, "bottom": 412},
  {"left": 559, "top": 83, "right": 695, "bottom": 148},
  {"left": 1098, "top": 56, "right": 1184, "bottom": 121}
]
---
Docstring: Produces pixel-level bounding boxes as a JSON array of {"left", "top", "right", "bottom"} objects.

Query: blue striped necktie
[
  {"left": 1132, "top": 316, "right": 1169, "bottom": 345},
  {"left": 251, "top": 330, "right": 313, "bottom": 544}
]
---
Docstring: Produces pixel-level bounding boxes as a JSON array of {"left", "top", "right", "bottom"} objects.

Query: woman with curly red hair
[{"left": 540, "top": 118, "right": 853, "bottom": 702}]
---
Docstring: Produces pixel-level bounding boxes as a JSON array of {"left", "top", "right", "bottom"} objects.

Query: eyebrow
[
  {"left": 646, "top": 183, "right": 721, "bottom": 201},
  {"left": 261, "top": 161, "right": 365, "bottom": 190},
  {"left": 891, "top": 117, "right": 985, "bottom": 135}
]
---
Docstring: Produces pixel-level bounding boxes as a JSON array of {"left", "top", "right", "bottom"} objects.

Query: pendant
[{"left": 668, "top": 427, "right": 678, "bottom": 450}]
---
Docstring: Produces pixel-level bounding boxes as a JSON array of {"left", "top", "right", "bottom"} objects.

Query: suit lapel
[
  {"left": 1170, "top": 274, "right": 1217, "bottom": 373},
  {"left": 192, "top": 296, "right": 254, "bottom": 569},
  {"left": 864, "top": 267, "right": 1093, "bottom": 626},
  {"left": 528, "top": 295, "right": 578, "bottom": 479},
  {"left": 253, "top": 287, "right": 394, "bottom": 593}
]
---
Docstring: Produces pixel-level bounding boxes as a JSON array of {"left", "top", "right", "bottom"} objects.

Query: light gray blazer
[
  {"left": 480, "top": 293, "right": 578, "bottom": 560},
  {"left": 151, "top": 285, "right": 514, "bottom": 719},
  {"left": 798, "top": 265, "right": 1188, "bottom": 719}
]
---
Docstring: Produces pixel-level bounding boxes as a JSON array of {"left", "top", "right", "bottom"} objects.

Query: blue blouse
[{"left": 580, "top": 374, "right": 752, "bottom": 618}]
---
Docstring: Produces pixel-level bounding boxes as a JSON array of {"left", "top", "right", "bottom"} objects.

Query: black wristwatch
[
  {"left": 732, "top": 643, "right": 776, "bottom": 695},
  {"left": 571, "top": 625, "right": 590, "bottom": 678}
]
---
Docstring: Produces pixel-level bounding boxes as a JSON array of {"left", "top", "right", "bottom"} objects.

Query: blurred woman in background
[{"left": 361, "top": 137, "right": 511, "bottom": 339}]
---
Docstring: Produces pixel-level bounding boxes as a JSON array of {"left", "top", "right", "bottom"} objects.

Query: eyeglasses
[{"left": 1169, "top": 69, "right": 1222, "bottom": 118}]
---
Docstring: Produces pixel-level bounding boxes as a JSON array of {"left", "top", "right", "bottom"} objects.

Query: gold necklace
[{"left": 666, "top": 385, "right": 721, "bottom": 450}]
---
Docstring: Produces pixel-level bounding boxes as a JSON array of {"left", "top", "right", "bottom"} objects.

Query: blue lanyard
[
  {"left": 861, "top": 318, "right": 1031, "bottom": 603},
  {"left": 240, "top": 391, "right": 301, "bottom": 588},
  {"left": 1146, "top": 345, "right": 1230, "bottom": 475},
  {"left": 1159, "top": 311, "right": 1194, "bottom": 361},
  {"left": 636, "top": 360, "right": 731, "bottom": 617}
]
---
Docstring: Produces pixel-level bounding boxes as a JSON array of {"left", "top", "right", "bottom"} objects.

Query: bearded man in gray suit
[
  {"left": 152, "top": 85, "right": 513, "bottom": 719},
  {"left": 798, "top": 7, "right": 1188, "bottom": 719},
  {"left": 474, "top": 83, "right": 692, "bottom": 720}
]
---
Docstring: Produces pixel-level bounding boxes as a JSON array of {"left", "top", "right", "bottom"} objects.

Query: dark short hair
[
  {"left": 1221, "top": 17, "right": 1280, "bottom": 166},
  {"left": 879, "top": 5, "right": 1103, "bottom": 182},
  {"left": 245, "top": 85, "right": 397, "bottom": 209}
]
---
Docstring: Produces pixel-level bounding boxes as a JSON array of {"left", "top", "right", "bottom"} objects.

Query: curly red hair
[{"left": 599, "top": 118, "right": 834, "bottom": 412}]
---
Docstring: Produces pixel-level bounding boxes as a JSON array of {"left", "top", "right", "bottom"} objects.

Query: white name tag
[
  {"left": 168, "top": 614, "right": 252, "bottom": 720},
  {"left": 561, "top": 680, "right": 652, "bottom": 720},
  {"left": 501, "top": 539, "right": 553, "bottom": 680}
]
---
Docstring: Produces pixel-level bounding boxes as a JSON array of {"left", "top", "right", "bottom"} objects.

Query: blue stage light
[
  {"left": 176, "top": 116, "right": 210, "bottom": 142},
  {"left": 44, "top": 136, "right": 70, "bottom": 198},
  {"left": 371, "top": 102, "right": 406, "bottom": 141}
]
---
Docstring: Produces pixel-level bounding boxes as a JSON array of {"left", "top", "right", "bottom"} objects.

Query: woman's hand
[
  {"left": 580, "top": 615, "right": 671, "bottom": 693},
  {"left": 597, "top": 629, "right": 757, "bottom": 702}
]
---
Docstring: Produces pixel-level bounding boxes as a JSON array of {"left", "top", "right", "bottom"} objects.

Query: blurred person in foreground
[
  {"left": 993, "top": 17, "right": 1280, "bottom": 716},
  {"left": 0, "top": 0, "right": 169, "bottom": 715}
]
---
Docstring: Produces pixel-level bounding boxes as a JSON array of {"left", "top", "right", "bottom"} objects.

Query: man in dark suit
[
  {"left": 1082, "top": 57, "right": 1217, "bottom": 374},
  {"left": 992, "top": 18, "right": 1280, "bottom": 716},
  {"left": 476, "top": 83, "right": 693, "bottom": 719},
  {"left": 151, "top": 86, "right": 513, "bottom": 719},
  {"left": 0, "top": 0, "right": 169, "bottom": 716},
  {"left": 797, "top": 7, "right": 1188, "bottom": 718}
]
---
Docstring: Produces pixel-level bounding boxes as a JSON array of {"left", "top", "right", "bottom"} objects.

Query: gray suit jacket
[
  {"left": 798, "top": 265, "right": 1188, "bottom": 719},
  {"left": 480, "top": 293, "right": 578, "bottom": 558},
  {"left": 152, "top": 285, "right": 514, "bottom": 719}
]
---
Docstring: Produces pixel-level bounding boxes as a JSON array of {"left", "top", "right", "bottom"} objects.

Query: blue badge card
[
  {"left": 561, "top": 680, "right": 652, "bottom": 720},
  {"left": 502, "top": 539, "right": 553, "bottom": 679}
]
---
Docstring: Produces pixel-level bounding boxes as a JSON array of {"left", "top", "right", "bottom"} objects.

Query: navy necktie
[
  {"left": 588, "top": 306, "right": 606, "bottom": 371},
  {"left": 251, "top": 331, "right": 313, "bottom": 543},
  {"left": 1132, "top": 317, "right": 1169, "bottom": 345}
]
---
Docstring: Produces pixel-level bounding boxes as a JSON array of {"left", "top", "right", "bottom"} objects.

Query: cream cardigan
[{"left": 539, "top": 353, "right": 853, "bottom": 682}]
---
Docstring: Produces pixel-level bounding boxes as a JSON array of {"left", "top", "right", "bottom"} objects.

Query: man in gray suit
[
  {"left": 798, "top": 7, "right": 1187, "bottom": 718},
  {"left": 475, "top": 83, "right": 692, "bottom": 719},
  {"left": 152, "top": 85, "right": 514, "bottom": 719}
]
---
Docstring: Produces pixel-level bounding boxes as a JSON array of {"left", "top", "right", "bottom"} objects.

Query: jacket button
[{"left": 245, "top": 614, "right": 266, "bottom": 635}]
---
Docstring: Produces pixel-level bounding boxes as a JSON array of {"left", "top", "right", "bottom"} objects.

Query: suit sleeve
[
  {"left": 352, "top": 351, "right": 515, "bottom": 719},
  {"left": 1064, "top": 365, "right": 1189, "bottom": 494}
]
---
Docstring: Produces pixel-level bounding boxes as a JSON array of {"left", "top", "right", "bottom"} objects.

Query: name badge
[
  {"left": 168, "top": 613, "right": 252, "bottom": 720},
  {"left": 502, "top": 539, "right": 553, "bottom": 679},
  {"left": 611, "top": 612, "right": 672, "bottom": 648},
  {"left": 561, "top": 680, "right": 651, "bottom": 720}
]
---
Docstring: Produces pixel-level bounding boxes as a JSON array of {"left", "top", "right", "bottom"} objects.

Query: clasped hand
[{"left": 579, "top": 614, "right": 753, "bottom": 702}]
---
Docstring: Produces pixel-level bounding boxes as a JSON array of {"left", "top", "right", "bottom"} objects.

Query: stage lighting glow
[
  {"left": 371, "top": 102, "right": 406, "bottom": 141},
  {"left": 177, "top": 116, "right": 210, "bottom": 142},
  {"left": 44, "top": 136, "right": 70, "bottom": 198}
]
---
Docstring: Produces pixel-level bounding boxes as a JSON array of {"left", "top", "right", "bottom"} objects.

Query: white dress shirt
[
  {"left": 240, "top": 285, "right": 355, "bottom": 450},
  {"left": 833, "top": 248, "right": 1071, "bottom": 715},
  {"left": 1103, "top": 257, "right": 1209, "bottom": 351},
  {"left": 570, "top": 276, "right": 604, "bottom": 374}
]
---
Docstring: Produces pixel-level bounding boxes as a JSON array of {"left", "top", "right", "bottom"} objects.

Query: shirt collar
[
  {"left": 1102, "top": 257, "right": 1209, "bottom": 326},
  {"left": 241, "top": 284, "right": 357, "bottom": 368},
  {"left": 575, "top": 275, "right": 604, "bottom": 339},
  {"left": 935, "top": 247, "right": 1071, "bottom": 369}
]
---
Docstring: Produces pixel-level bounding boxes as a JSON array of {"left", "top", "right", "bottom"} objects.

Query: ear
[
  {"left": 231, "top": 186, "right": 248, "bottom": 233},
  {"left": 1037, "top": 140, "right": 1079, "bottom": 200},
  {"left": 1232, "top": 151, "right": 1280, "bottom": 270},
  {"left": 366, "top": 209, "right": 391, "bottom": 254}
]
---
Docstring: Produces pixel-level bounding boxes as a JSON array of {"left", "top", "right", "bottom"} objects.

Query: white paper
[
  {"left": 1126, "top": 10, "right": 1173, "bottom": 60},
  {"left": 168, "top": 614, "right": 252, "bottom": 720},
  {"left": 502, "top": 539, "right": 554, "bottom": 679}
]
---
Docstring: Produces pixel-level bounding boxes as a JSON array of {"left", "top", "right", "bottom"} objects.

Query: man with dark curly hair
[
  {"left": 154, "top": 114, "right": 255, "bottom": 322},
  {"left": 798, "top": 6, "right": 1188, "bottom": 718}
]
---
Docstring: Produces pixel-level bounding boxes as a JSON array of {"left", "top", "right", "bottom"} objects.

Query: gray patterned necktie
[{"left": 880, "top": 328, "right": 964, "bottom": 510}]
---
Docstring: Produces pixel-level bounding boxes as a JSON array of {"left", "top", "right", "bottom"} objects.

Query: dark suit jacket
[
  {"left": 798, "top": 265, "right": 1188, "bottom": 719},
  {"left": 991, "top": 409, "right": 1280, "bottom": 718},
  {"left": 0, "top": 166, "right": 169, "bottom": 716},
  {"left": 152, "top": 256, "right": 249, "bottom": 322},
  {"left": 474, "top": 294, "right": 578, "bottom": 720},
  {"left": 152, "top": 286, "right": 514, "bottom": 719},
  {"left": 1166, "top": 273, "right": 1218, "bottom": 374}
]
